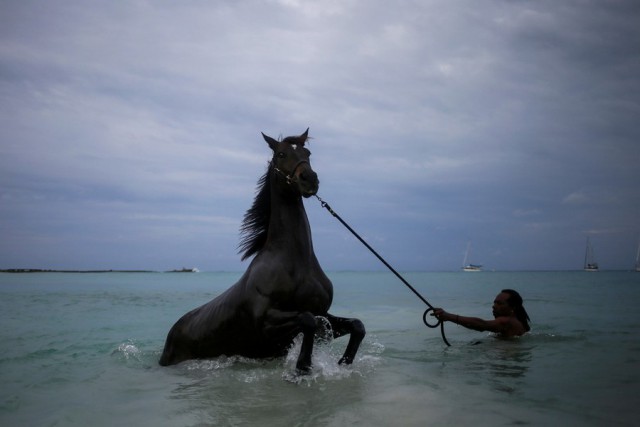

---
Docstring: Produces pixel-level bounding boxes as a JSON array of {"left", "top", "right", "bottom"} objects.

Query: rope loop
[
  {"left": 422, "top": 308, "right": 451, "bottom": 346},
  {"left": 422, "top": 307, "right": 439, "bottom": 328}
]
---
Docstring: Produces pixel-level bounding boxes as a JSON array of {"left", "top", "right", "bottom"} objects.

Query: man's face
[{"left": 492, "top": 292, "right": 512, "bottom": 318}]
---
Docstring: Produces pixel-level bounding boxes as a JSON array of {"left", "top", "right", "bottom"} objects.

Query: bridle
[{"left": 273, "top": 159, "right": 310, "bottom": 185}]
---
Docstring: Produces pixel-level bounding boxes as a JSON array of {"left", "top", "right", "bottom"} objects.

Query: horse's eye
[{"left": 277, "top": 152, "right": 286, "bottom": 159}]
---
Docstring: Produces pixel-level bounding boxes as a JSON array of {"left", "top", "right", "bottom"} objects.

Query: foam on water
[{"left": 116, "top": 331, "right": 386, "bottom": 388}]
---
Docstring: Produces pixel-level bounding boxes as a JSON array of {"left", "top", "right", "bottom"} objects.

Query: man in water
[{"left": 433, "top": 289, "right": 530, "bottom": 337}]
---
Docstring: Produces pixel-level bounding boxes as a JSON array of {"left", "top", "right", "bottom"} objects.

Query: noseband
[{"left": 273, "top": 160, "right": 309, "bottom": 185}]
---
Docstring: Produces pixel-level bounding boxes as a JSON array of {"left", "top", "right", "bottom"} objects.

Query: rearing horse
[{"left": 159, "top": 129, "right": 365, "bottom": 372}]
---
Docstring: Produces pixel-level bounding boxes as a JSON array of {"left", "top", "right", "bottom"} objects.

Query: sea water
[{"left": 1, "top": 271, "right": 639, "bottom": 426}]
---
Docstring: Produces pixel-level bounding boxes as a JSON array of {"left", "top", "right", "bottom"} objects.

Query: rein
[{"left": 314, "top": 194, "right": 451, "bottom": 347}]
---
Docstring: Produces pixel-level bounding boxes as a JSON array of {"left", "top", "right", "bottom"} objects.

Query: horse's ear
[
  {"left": 295, "top": 128, "right": 310, "bottom": 146},
  {"left": 262, "top": 132, "right": 279, "bottom": 151}
]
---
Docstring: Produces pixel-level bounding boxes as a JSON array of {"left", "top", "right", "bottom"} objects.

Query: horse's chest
[
  {"left": 288, "top": 275, "right": 333, "bottom": 312},
  {"left": 248, "top": 256, "right": 333, "bottom": 312}
]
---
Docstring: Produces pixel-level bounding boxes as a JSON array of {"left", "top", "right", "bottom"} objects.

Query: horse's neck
[{"left": 267, "top": 190, "right": 315, "bottom": 260}]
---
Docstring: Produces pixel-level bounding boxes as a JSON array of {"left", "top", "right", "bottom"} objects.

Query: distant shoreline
[
  {"left": 0, "top": 269, "right": 156, "bottom": 273},
  {"left": 1, "top": 268, "right": 635, "bottom": 274},
  {"left": 0, "top": 269, "right": 198, "bottom": 273}
]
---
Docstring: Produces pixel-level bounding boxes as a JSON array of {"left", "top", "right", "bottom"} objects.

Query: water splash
[
  {"left": 166, "top": 331, "right": 384, "bottom": 386},
  {"left": 281, "top": 333, "right": 383, "bottom": 385},
  {"left": 112, "top": 340, "right": 143, "bottom": 363}
]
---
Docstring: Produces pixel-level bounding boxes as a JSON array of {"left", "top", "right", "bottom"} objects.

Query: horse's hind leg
[
  {"left": 159, "top": 322, "right": 194, "bottom": 366},
  {"left": 326, "top": 314, "right": 366, "bottom": 365}
]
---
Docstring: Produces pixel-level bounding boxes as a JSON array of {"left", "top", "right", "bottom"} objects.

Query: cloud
[
  {"left": 1, "top": 0, "right": 639, "bottom": 271},
  {"left": 562, "top": 191, "right": 590, "bottom": 205}
]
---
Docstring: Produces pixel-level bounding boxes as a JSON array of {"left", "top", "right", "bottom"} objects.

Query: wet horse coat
[{"left": 159, "top": 129, "right": 365, "bottom": 371}]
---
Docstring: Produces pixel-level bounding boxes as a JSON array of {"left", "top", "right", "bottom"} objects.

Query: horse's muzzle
[{"left": 297, "top": 168, "right": 319, "bottom": 198}]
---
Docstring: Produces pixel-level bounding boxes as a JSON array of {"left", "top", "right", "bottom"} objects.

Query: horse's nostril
[{"left": 302, "top": 171, "right": 318, "bottom": 183}]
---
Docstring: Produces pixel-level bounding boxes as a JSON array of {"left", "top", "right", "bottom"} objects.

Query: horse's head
[{"left": 262, "top": 128, "right": 319, "bottom": 198}]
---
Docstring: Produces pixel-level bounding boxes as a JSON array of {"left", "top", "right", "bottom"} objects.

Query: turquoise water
[{"left": 1, "top": 271, "right": 639, "bottom": 426}]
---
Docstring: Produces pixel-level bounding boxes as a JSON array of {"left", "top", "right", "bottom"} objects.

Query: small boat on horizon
[
  {"left": 166, "top": 267, "right": 200, "bottom": 273},
  {"left": 584, "top": 237, "right": 599, "bottom": 272},
  {"left": 462, "top": 241, "right": 482, "bottom": 272},
  {"left": 635, "top": 235, "right": 640, "bottom": 272}
]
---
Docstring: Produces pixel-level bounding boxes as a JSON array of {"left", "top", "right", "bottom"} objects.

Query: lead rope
[{"left": 314, "top": 195, "right": 451, "bottom": 346}]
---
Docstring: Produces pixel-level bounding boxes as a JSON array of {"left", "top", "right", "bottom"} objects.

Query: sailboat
[
  {"left": 635, "top": 236, "right": 640, "bottom": 272},
  {"left": 462, "top": 241, "right": 482, "bottom": 272},
  {"left": 584, "top": 237, "right": 599, "bottom": 272}
]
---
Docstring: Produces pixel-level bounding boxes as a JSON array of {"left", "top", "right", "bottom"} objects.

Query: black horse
[{"left": 159, "top": 129, "right": 365, "bottom": 372}]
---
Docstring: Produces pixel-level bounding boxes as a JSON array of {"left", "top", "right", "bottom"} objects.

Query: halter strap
[{"left": 274, "top": 160, "right": 309, "bottom": 185}]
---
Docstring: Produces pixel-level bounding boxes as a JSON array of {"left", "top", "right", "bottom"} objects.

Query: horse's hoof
[
  {"left": 295, "top": 365, "right": 312, "bottom": 375},
  {"left": 338, "top": 356, "right": 352, "bottom": 365}
]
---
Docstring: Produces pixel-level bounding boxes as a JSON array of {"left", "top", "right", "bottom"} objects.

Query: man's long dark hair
[{"left": 502, "top": 289, "right": 531, "bottom": 332}]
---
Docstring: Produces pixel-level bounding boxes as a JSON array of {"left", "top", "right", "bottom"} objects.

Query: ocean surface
[{"left": 1, "top": 270, "right": 639, "bottom": 426}]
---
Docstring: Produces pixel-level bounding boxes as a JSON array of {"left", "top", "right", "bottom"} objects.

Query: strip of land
[{"left": 0, "top": 269, "right": 156, "bottom": 273}]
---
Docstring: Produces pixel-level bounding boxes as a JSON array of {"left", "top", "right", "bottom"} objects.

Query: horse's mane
[{"left": 238, "top": 162, "right": 272, "bottom": 261}]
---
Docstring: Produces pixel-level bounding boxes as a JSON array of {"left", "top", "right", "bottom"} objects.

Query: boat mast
[
  {"left": 584, "top": 237, "right": 590, "bottom": 269},
  {"left": 462, "top": 241, "right": 471, "bottom": 268},
  {"left": 584, "top": 237, "right": 598, "bottom": 271},
  {"left": 635, "top": 234, "right": 640, "bottom": 271}
]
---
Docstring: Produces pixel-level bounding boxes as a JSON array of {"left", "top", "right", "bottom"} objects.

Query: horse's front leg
[
  {"left": 326, "top": 314, "right": 366, "bottom": 365},
  {"left": 264, "top": 308, "right": 318, "bottom": 373}
]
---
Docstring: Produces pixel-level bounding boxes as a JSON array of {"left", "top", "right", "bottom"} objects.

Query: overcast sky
[{"left": 1, "top": 0, "right": 639, "bottom": 272}]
